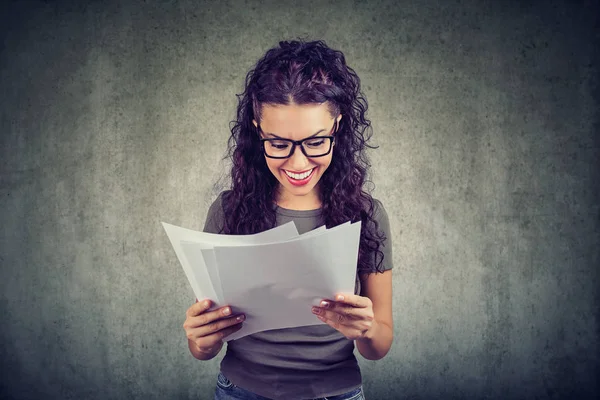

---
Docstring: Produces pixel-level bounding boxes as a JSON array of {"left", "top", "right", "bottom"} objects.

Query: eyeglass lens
[{"left": 263, "top": 137, "right": 332, "bottom": 158}]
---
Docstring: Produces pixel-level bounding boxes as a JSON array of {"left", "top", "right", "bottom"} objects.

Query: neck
[{"left": 276, "top": 187, "right": 322, "bottom": 211}]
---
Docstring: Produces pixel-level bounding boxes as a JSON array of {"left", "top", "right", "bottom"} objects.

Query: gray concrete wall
[{"left": 1, "top": 0, "right": 598, "bottom": 399}]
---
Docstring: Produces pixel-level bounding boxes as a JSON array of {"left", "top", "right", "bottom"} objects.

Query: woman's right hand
[{"left": 183, "top": 299, "right": 246, "bottom": 356}]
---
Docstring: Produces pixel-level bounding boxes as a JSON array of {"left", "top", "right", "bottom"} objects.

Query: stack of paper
[{"left": 161, "top": 220, "right": 361, "bottom": 341}]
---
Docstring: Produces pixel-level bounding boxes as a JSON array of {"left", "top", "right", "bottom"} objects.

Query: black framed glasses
[{"left": 258, "top": 119, "right": 338, "bottom": 159}]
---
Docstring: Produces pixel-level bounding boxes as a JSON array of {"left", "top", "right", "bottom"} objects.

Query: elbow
[
  {"left": 355, "top": 322, "right": 394, "bottom": 361},
  {"left": 359, "top": 351, "right": 384, "bottom": 361},
  {"left": 357, "top": 345, "right": 392, "bottom": 361},
  {"left": 188, "top": 339, "right": 222, "bottom": 361}
]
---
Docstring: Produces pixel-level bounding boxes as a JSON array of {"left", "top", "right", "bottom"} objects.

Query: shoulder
[
  {"left": 209, "top": 190, "right": 231, "bottom": 209},
  {"left": 365, "top": 197, "right": 393, "bottom": 271},
  {"left": 368, "top": 197, "right": 392, "bottom": 245},
  {"left": 370, "top": 197, "right": 389, "bottom": 223},
  {"left": 371, "top": 197, "right": 384, "bottom": 213},
  {"left": 204, "top": 190, "right": 232, "bottom": 233}
]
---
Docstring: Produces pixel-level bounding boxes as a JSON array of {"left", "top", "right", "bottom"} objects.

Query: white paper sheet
[
  {"left": 210, "top": 221, "right": 361, "bottom": 340},
  {"left": 162, "top": 220, "right": 361, "bottom": 341},
  {"left": 161, "top": 221, "right": 299, "bottom": 310},
  {"left": 193, "top": 224, "right": 330, "bottom": 305}
]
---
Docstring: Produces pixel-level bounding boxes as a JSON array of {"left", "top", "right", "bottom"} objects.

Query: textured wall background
[{"left": 1, "top": 0, "right": 598, "bottom": 399}]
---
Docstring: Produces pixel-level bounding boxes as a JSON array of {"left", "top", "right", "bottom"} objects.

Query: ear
[{"left": 252, "top": 119, "right": 258, "bottom": 128}]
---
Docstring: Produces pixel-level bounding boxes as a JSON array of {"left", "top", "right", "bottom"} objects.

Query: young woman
[{"left": 182, "top": 39, "right": 393, "bottom": 400}]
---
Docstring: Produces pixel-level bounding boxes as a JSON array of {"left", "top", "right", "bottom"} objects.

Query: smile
[
  {"left": 284, "top": 168, "right": 314, "bottom": 180},
  {"left": 283, "top": 168, "right": 316, "bottom": 186}
]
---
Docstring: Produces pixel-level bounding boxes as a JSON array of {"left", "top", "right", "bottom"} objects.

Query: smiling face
[{"left": 253, "top": 102, "right": 341, "bottom": 210}]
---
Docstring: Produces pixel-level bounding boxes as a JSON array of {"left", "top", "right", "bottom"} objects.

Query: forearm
[
  {"left": 355, "top": 320, "right": 393, "bottom": 360},
  {"left": 188, "top": 338, "right": 223, "bottom": 360}
]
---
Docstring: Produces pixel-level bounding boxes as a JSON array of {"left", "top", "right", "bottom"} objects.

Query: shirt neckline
[{"left": 275, "top": 204, "right": 322, "bottom": 218}]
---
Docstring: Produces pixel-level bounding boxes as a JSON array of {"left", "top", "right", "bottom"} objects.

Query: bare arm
[{"left": 355, "top": 269, "right": 393, "bottom": 360}]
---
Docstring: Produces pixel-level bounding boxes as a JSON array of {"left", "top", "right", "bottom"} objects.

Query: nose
[{"left": 286, "top": 144, "right": 310, "bottom": 169}]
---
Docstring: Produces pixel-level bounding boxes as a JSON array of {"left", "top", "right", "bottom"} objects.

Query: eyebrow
[{"left": 262, "top": 128, "right": 327, "bottom": 140}]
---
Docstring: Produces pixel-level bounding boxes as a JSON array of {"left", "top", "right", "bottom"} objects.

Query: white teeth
[{"left": 285, "top": 168, "right": 313, "bottom": 180}]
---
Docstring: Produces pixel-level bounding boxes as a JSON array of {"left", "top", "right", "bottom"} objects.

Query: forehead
[{"left": 259, "top": 103, "right": 332, "bottom": 138}]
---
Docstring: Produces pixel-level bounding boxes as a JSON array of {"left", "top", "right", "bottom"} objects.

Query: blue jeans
[{"left": 214, "top": 371, "right": 365, "bottom": 400}]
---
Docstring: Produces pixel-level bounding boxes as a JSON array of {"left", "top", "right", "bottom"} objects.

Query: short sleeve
[
  {"left": 372, "top": 198, "right": 393, "bottom": 271},
  {"left": 203, "top": 191, "right": 227, "bottom": 234}
]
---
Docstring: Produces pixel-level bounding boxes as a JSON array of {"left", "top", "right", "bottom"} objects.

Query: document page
[{"left": 162, "top": 220, "right": 361, "bottom": 340}]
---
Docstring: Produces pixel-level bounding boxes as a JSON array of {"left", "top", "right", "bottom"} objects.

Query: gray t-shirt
[{"left": 203, "top": 191, "right": 393, "bottom": 399}]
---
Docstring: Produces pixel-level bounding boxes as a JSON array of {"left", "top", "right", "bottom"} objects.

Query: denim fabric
[{"left": 214, "top": 371, "right": 365, "bottom": 400}]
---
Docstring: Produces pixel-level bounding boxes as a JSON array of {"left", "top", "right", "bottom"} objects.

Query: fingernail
[
  {"left": 222, "top": 307, "right": 231, "bottom": 316},
  {"left": 236, "top": 315, "right": 245, "bottom": 321},
  {"left": 312, "top": 307, "right": 321, "bottom": 315},
  {"left": 320, "top": 301, "right": 329, "bottom": 308},
  {"left": 337, "top": 295, "right": 344, "bottom": 301}
]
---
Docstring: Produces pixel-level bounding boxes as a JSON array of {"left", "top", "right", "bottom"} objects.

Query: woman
[{"left": 182, "top": 39, "right": 393, "bottom": 400}]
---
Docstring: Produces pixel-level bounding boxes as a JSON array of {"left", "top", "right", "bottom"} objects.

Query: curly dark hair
[{"left": 215, "top": 38, "right": 386, "bottom": 275}]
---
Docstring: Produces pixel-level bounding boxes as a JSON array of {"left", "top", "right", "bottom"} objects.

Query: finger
[
  {"left": 333, "top": 293, "right": 371, "bottom": 308},
  {"left": 219, "top": 319, "right": 245, "bottom": 339},
  {"left": 195, "top": 314, "right": 246, "bottom": 339},
  {"left": 314, "top": 313, "right": 365, "bottom": 341},
  {"left": 325, "top": 304, "right": 367, "bottom": 320},
  {"left": 317, "top": 299, "right": 365, "bottom": 319},
  {"left": 188, "top": 305, "right": 237, "bottom": 328},
  {"left": 314, "top": 308, "right": 348, "bottom": 325},
  {"left": 193, "top": 321, "right": 244, "bottom": 350},
  {"left": 189, "top": 299, "right": 213, "bottom": 317},
  {"left": 314, "top": 311, "right": 344, "bottom": 331}
]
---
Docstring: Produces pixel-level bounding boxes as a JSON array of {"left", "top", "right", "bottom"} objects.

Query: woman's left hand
[{"left": 311, "top": 293, "right": 375, "bottom": 340}]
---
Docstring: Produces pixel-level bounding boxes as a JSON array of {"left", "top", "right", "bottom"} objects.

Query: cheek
[
  {"left": 265, "top": 159, "right": 284, "bottom": 173},
  {"left": 317, "top": 156, "right": 333, "bottom": 171}
]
